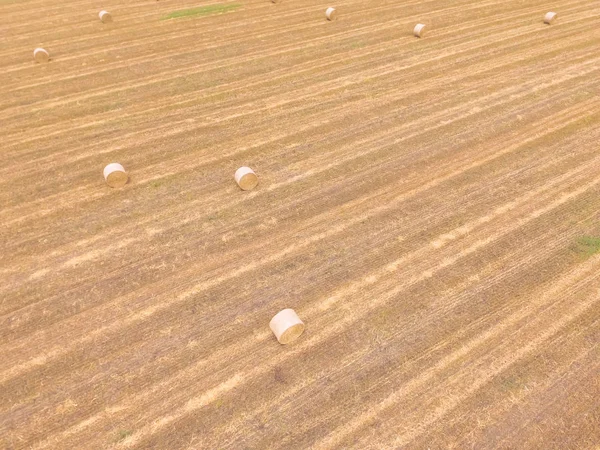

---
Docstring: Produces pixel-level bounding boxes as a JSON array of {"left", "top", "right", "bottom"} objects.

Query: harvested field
[{"left": 1, "top": 0, "right": 600, "bottom": 448}]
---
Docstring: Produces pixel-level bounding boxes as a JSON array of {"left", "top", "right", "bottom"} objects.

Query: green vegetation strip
[
  {"left": 573, "top": 236, "right": 600, "bottom": 259},
  {"left": 162, "top": 3, "right": 241, "bottom": 20}
]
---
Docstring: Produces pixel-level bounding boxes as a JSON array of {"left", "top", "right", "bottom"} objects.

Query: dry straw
[{"left": 270, "top": 309, "right": 305, "bottom": 344}]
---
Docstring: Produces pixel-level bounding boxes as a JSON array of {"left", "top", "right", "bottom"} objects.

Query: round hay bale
[
  {"left": 103, "top": 163, "right": 128, "bottom": 188},
  {"left": 99, "top": 10, "right": 113, "bottom": 23},
  {"left": 544, "top": 12, "right": 557, "bottom": 24},
  {"left": 270, "top": 309, "right": 305, "bottom": 344},
  {"left": 326, "top": 7, "right": 336, "bottom": 21},
  {"left": 33, "top": 48, "right": 49, "bottom": 63},
  {"left": 234, "top": 167, "right": 258, "bottom": 191},
  {"left": 414, "top": 23, "right": 426, "bottom": 38}
]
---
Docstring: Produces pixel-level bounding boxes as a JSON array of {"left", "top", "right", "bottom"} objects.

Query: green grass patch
[
  {"left": 162, "top": 3, "right": 241, "bottom": 20},
  {"left": 572, "top": 236, "right": 600, "bottom": 259},
  {"left": 348, "top": 40, "right": 367, "bottom": 50},
  {"left": 115, "top": 429, "right": 132, "bottom": 442},
  {"left": 499, "top": 375, "right": 521, "bottom": 392}
]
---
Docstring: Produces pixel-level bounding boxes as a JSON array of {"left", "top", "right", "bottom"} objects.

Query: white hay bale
[
  {"left": 234, "top": 167, "right": 258, "bottom": 191},
  {"left": 414, "top": 23, "right": 426, "bottom": 38},
  {"left": 103, "top": 163, "right": 128, "bottom": 188},
  {"left": 326, "top": 7, "right": 336, "bottom": 21},
  {"left": 99, "top": 10, "right": 113, "bottom": 23},
  {"left": 270, "top": 309, "right": 305, "bottom": 344},
  {"left": 33, "top": 48, "right": 49, "bottom": 63},
  {"left": 544, "top": 12, "right": 557, "bottom": 24}
]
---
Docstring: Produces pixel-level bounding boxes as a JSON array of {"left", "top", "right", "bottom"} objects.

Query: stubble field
[{"left": 1, "top": 0, "right": 599, "bottom": 448}]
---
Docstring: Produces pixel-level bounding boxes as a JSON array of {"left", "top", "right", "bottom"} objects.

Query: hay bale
[
  {"left": 103, "top": 163, "right": 128, "bottom": 188},
  {"left": 99, "top": 10, "right": 113, "bottom": 23},
  {"left": 234, "top": 167, "right": 258, "bottom": 191},
  {"left": 33, "top": 48, "right": 49, "bottom": 63},
  {"left": 326, "top": 7, "right": 337, "bottom": 21},
  {"left": 544, "top": 12, "right": 557, "bottom": 24},
  {"left": 270, "top": 309, "right": 305, "bottom": 344},
  {"left": 414, "top": 23, "right": 426, "bottom": 38}
]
